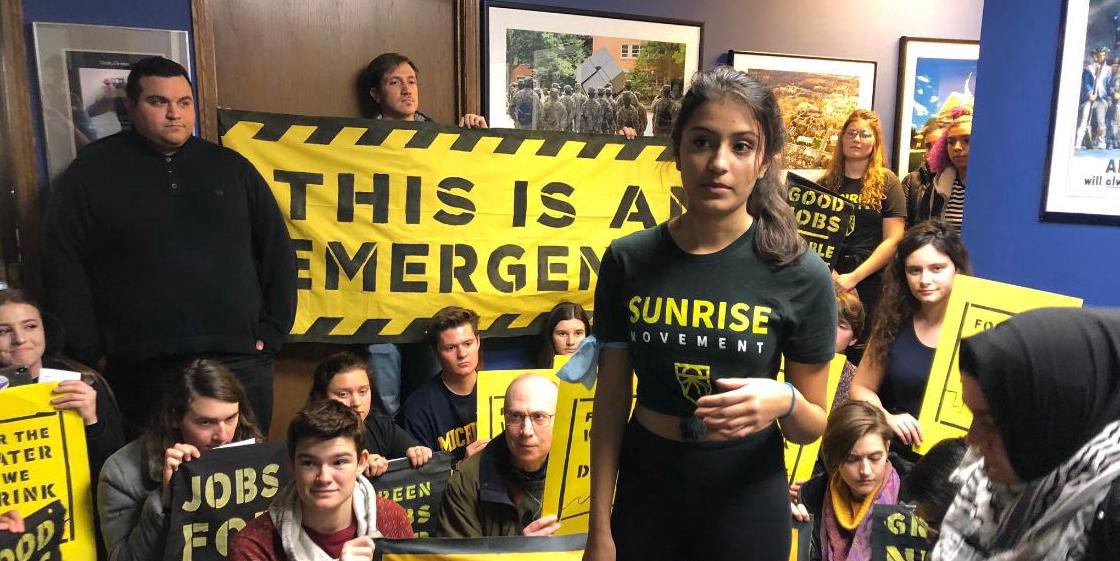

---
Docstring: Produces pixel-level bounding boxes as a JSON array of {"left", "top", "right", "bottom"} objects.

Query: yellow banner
[
  {"left": 539, "top": 380, "right": 597, "bottom": 535},
  {"left": 0, "top": 384, "right": 95, "bottom": 559},
  {"left": 914, "top": 275, "right": 1082, "bottom": 454},
  {"left": 778, "top": 354, "right": 848, "bottom": 485},
  {"left": 219, "top": 110, "right": 682, "bottom": 343}
]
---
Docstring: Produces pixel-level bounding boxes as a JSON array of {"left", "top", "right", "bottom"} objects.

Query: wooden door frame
[
  {"left": 0, "top": 0, "right": 43, "bottom": 293},
  {"left": 189, "top": 0, "right": 481, "bottom": 142}
]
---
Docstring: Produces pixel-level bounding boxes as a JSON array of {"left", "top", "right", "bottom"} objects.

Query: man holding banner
[{"left": 436, "top": 373, "right": 561, "bottom": 538}]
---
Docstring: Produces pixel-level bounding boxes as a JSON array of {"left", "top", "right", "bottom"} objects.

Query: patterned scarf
[
  {"left": 933, "top": 421, "right": 1120, "bottom": 561},
  {"left": 821, "top": 462, "right": 900, "bottom": 561}
]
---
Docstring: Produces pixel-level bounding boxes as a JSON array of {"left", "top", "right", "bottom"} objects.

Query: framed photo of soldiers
[
  {"left": 1041, "top": 0, "right": 1120, "bottom": 224},
  {"left": 892, "top": 37, "right": 979, "bottom": 178},
  {"left": 482, "top": 2, "right": 702, "bottom": 137},
  {"left": 32, "top": 22, "right": 190, "bottom": 182},
  {"left": 728, "top": 50, "right": 876, "bottom": 177}
]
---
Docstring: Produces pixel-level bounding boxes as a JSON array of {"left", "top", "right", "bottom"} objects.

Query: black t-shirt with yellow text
[
  {"left": 834, "top": 173, "right": 905, "bottom": 273},
  {"left": 399, "top": 375, "right": 477, "bottom": 460},
  {"left": 593, "top": 222, "right": 837, "bottom": 418}
]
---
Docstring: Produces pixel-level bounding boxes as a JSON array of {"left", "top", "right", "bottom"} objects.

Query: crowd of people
[
  {"left": 0, "top": 49, "right": 1117, "bottom": 561},
  {"left": 506, "top": 77, "right": 678, "bottom": 136}
]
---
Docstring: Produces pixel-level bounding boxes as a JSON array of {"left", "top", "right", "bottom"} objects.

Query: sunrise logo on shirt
[{"left": 674, "top": 363, "right": 711, "bottom": 404}]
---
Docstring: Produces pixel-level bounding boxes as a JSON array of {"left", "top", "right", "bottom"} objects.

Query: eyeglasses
[
  {"left": 844, "top": 130, "right": 875, "bottom": 140},
  {"left": 504, "top": 411, "right": 555, "bottom": 429}
]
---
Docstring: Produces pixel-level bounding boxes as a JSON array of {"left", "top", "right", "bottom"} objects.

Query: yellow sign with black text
[
  {"left": 914, "top": 275, "right": 1082, "bottom": 454},
  {"left": 0, "top": 384, "right": 95, "bottom": 560},
  {"left": 219, "top": 110, "right": 682, "bottom": 343},
  {"left": 778, "top": 354, "right": 849, "bottom": 485}
]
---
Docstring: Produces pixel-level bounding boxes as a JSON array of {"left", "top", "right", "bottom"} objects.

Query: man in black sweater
[{"left": 43, "top": 57, "right": 296, "bottom": 437}]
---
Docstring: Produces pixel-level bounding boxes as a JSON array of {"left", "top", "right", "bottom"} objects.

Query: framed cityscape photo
[
  {"left": 482, "top": 1, "right": 702, "bottom": 136},
  {"left": 1041, "top": 0, "right": 1120, "bottom": 224},
  {"left": 893, "top": 37, "right": 979, "bottom": 178},
  {"left": 729, "top": 50, "right": 876, "bottom": 176},
  {"left": 33, "top": 22, "right": 190, "bottom": 182}
]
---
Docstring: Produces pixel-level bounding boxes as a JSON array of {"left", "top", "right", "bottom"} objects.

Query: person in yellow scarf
[{"left": 794, "top": 401, "right": 908, "bottom": 561}]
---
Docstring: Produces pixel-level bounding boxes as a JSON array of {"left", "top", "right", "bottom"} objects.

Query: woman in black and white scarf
[{"left": 932, "top": 308, "right": 1120, "bottom": 561}]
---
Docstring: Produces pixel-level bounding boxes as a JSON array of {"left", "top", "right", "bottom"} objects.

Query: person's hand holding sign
[
  {"left": 522, "top": 514, "right": 561, "bottom": 536},
  {"left": 364, "top": 454, "right": 390, "bottom": 478},
  {"left": 0, "top": 510, "right": 25, "bottom": 533},
  {"left": 50, "top": 379, "right": 98, "bottom": 425},
  {"left": 162, "top": 443, "right": 201, "bottom": 507},
  {"left": 339, "top": 536, "right": 376, "bottom": 561},
  {"left": 405, "top": 445, "right": 432, "bottom": 468}
]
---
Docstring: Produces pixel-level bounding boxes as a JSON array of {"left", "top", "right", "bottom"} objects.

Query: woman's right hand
[
  {"left": 582, "top": 530, "right": 616, "bottom": 561},
  {"left": 162, "top": 443, "right": 201, "bottom": 506},
  {"left": 790, "top": 501, "right": 810, "bottom": 522},
  {"left": 888, "top": 413, "right": 924, "bottom": 447}
]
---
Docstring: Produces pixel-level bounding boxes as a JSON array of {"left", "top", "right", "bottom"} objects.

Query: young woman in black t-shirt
[
  {"left": 849, "top": 221, "right": 971, "bottom": 452},
  {"left": 821, "top": 110, "right": 906, "bottom": 357},
  {"left": 584, "top": 66, "right": 837, "bottom": 561}
]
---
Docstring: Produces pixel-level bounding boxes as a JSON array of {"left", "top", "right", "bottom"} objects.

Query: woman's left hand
[
  {"left": 834, "top": 273, "right": 859, "bottom": 293},
  {"left": 50, "top": 380, "right": 98, "bottom": 426},
  {"left": 693, "top": 378, "right": 790, "bottom": 440}
]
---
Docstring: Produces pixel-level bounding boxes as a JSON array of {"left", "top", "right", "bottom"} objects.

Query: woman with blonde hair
[{"left": 821, "top": 110, "right": 906, "bottom": 358}]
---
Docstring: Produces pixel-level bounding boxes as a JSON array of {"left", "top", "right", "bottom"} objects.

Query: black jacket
[
  {"left": 362, "top": 413, "right": 421, "bottom": 459},
  {"left": 43, "top": 131, "right": 296, "bottom": 364},
  {"left": 1088, "top": 478, "right": 1120, "bottom": 559}
]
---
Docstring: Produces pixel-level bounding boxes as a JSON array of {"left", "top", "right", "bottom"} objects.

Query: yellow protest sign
[
  {"left": 219, "top": 110, "right": 682, "bottom": 343},
  {"left": 539, "top": 380, "right": 597, "bottom": 536},
  {"left": 778, "top": 354, "right": 849, "bottom": 485},
  {"left": 914, "top": 275, "right": 1082, "bottom": 454},
  {"left": 0, "top": 384, "right": 95, "bottom": 559}
]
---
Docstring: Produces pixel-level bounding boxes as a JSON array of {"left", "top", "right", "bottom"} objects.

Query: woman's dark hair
[
  {"left": 287, "top": 400, "right": 365, "bottom": 459},
  {"left": 308, "top": 351, "right": 371, "bottom": 404},
  {"left": 141, "top": 359, "right": 263, "bottom": 483},
  {"left": 670, "top": 65, "right": 804, "bottom": 266},
  {"left": 820, "top": 400, "right": 894, "bottom": 476},
  {"left": 866, "top": 220, "right": 972, "bottom": 368},
  {"left": 900, "top": 437, "right": 967, "bottom": 528},
  {"left": 536, "top": 301, "right": 590, "bottom": 368},
  {"left": 361, "top": 52, "right": 418, "bottom": 118},
  {"left": 126, "top": 56, "right": 192, "bottom": 102}
]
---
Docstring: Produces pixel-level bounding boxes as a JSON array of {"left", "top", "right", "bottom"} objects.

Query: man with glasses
[{"left": 435, "top": 373, "right": 561, "bottom": 537}]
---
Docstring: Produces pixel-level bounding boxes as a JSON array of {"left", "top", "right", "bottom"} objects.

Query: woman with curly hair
[
  {"left": 848, "top": 220, "right": 971, "bottom": 453},
  {"left": 821, "top": 110, "right": 906, "bottom": 358}
]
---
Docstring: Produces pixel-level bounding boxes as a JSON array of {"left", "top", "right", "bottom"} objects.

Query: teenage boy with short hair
[{"left": 230, "top": 400, "right": 413, "bottom": 561}]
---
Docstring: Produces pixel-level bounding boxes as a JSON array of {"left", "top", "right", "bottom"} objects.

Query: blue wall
[{"left": 964, "top": 0, "right": 1120, "bottom": 305}]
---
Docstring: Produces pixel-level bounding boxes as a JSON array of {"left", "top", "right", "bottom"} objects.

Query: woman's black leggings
[{"left": 610, "top": 420, "right": 792, "bottom": 561}]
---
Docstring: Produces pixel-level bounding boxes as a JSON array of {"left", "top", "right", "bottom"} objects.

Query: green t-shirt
[{"left": 593, "top": 222, "right": 837, "bottom": 417}]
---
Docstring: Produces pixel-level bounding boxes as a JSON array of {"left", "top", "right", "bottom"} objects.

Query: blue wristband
[{"left": 780, "top": 382, "right": 797, "bottom": 419}]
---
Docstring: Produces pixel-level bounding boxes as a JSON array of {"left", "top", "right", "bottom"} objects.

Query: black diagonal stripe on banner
[
  {"left": 302, "top": 317, "right": 344, "bottom": 339},
  {"left": 486, "top": 313, "right": 524, "bottom": 333},
  {"left": 304, "top": 124, "right": 346, "bottom": 145},
  {"left": 614, "top": 141, "right": 647, "bottom": 161},
  {"left": 577, "top": 140, "right": 607, "bottom": 159},
  {"left": 356, "top": 126, "right": 393, "bottom": 146},
  {"left": 535, "top": 138, "right": 568, "bottom": 157},
  {"left": 375, "top": 534, "right": 587, "bottom": 557},
  {"left": 494, "top": 136, "right": 526, "bottom": 154},
  {"left": 397, "top": 317, "right": 434, "bottom": 341},
  {"left": 450, "top": 130, "right": 484, "bottom": 152},
  {"left": 349, "top": 318, "right": 391, "bottom": 340},
  {"left": 404, "top": 128, "right": 440, "bottom": 149},
  {"left": 656, "top": 146, "right": 674, "bottom": 161},
  {"left": 251, "top": 121, "right": 296, "bottom": 142}
]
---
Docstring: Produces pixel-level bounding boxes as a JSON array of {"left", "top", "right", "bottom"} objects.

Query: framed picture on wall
[
  {"left": 892, "top": 37, "right": 979, "bottom": 178},
  {"left": 482, "top": 1, "right": 702, "bottom": 136},
  {"left": 1042, "top": 0, "right": 1120, "bottom": 224},
  {"left": 33, "top": 22, "right": 190, "bottom": 182},
  {"left": 728, "top": 50, "right": 876, "bottom": 177}
]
